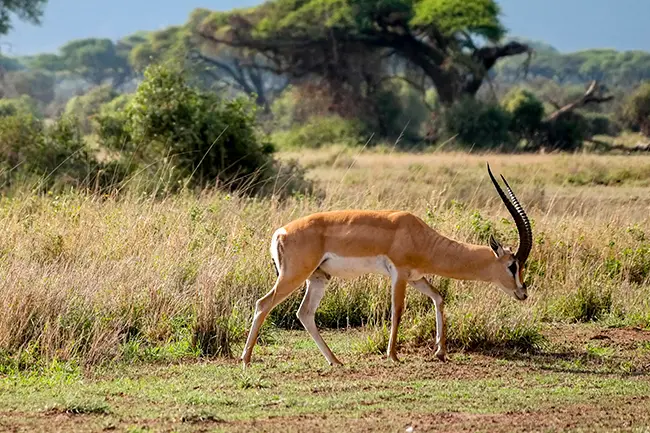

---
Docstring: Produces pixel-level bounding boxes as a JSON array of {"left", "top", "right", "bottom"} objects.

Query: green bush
[
  {"left": 619, "top": 81, "right": 650, "bottom": 136},
  {"left": 0, "top": 113, "right": 126, "bottom": 192},
  {"left": 374, "top": 80, "right": 432, "bottom": 142},
  {"left": 0, "top": 113, "right": 43, "bottom": 174},
  {"left": 65, "top": 85, "right": 119, "bottom": 133},
  {"left": 271, "top": 115, "right": 366, "bottom": 149},
  {"left": 584, "top": 112, "right": 622, "bottom": 137},
  {"left": 442, "top": 97, "right": 512, "bottom": 150},
  {"left": 99, "top": 93, "right": 133, "bottom": 115},
  {"left": 127, "top": 65, "right": 273, "bottom": 190},
  {"left": 502, "top": 88, "right": 544, "bottom": 138},
  {"left": 0, "top": 95, "right": 41, "bottom": 118},
  {"left": 542, "top": 111, "right": 589, "bottom": 151},
  {"left": 97, "top": 65, "right": 310, "bottom": 196}
]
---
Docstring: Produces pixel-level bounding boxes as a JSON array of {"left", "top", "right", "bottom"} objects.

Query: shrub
[
  {"left": 552, "top": 286, "right": 613, "bottom": 323},
  {"left": 585, "top": 112, "right": 622, "bottom": 136},
  {"left": 99, "top": 93, "right": 133, "bottom": 115},
  {"left": 0, "top": 113, "right": 43, "bottom": 175},
  {"left": 0, "top": 95, "right": 41, "bottom": 118},
  {"left": 441, "top": 97, "right": 512, "bottom": 150},
  {"left": 65, "top": 85, "right": 119, "bottom": 133},
  {"left": 502, "top": 88, "right": 544, "bottom": 138},
  {"left": 619, "top": 81, "right": 650, "bottom": 136},
  {"left": 97, "top": 65, "right": 311, "bottom": 197},
  {"left": 0, "top": 113, "right": 124, "bottom": 192},
  {"left": 125, "top": 65, "right": 274, "bottom": 190},
  {"left": 373, "top": 80, "right": 432, "bottom": 142},
  {"left": 542, "top": 111, "right": 589, "bottom": 151}
]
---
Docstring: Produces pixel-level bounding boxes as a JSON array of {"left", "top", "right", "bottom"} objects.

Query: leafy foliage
[
  {"left": 59, "top": 38, "right": 132, "bottom": 86},
  {"left": 620, "top": 81, "right": 650, "bottom": 136},
  {"left": 442, "top": 97, "right": 512, "bottom": 149},
  {"left": 542, "top": 112, "right": 589, "bottom": 151},
  {"left": 502, "top": 88, "right": 544, "bottom": 138},
  {"left": 0, "top": 0, "right": 46, "bottom": 35},
  {"left": 99, "top": 65, "right": 276, "bottom": 191},
  {"left": 0, "top": 95, "right": 41, "bottom": 118},
  {"left": 0, "top": 113, "right": 116, "bottom": 191},
  {"left": 2, "top": 70, "right": 55, "bottom": 105},
  {"left": 272, "top": 115, "right": 366, "bottom": 149},
  {"left": 64, "top": 85, "right": 118, "bottom": 133},
  {"left": 411, "top": 0, "right": 504, "bottom": 41},
  {"left": 495, "top": 44, "right": 650, "bottom": 88}
]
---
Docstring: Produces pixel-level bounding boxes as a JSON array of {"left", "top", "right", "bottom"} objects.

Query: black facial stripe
[{"left": 508, "top": 262, "right": 518, "bottom": 276}]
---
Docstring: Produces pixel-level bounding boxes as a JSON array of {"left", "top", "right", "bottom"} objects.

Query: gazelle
[{"left": 241, "top": 163, "right": 532, "bottom": 367}]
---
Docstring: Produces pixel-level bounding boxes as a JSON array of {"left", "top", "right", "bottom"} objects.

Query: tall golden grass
[{"left": 1, "top": 149, "right": 650, "bottom": 368}]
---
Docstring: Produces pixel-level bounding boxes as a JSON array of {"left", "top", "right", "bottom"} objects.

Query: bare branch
[{"left": 545, "top": 80, "right": 614, "bottom": 122}]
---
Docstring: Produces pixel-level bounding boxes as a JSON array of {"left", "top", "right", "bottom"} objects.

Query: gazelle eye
[{"left": 508, "top": 262, "right": 518, "bottom": 276}]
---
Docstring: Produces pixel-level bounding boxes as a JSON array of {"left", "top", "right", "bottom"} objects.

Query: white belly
[{"left": 319, "top": 253, "right": 395, "bottom": 280}]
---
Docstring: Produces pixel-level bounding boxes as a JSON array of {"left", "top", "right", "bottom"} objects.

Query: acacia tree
[
  {"left": 59, "top": 38, "right": 132, "bottom": 87},
  {"left": 197, "top": 0, "right": 531, "bottom": 107},
  {"left": 129, "top": 14, "right": 287, "bottom": 111}
]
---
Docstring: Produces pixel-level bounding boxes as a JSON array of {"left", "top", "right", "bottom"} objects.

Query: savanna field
[
  {"left": 2, "top": 149, "right": 650, "bottom": 432},
  {"left": 5, "top": 0, "right": 650, "bottom": 431}
]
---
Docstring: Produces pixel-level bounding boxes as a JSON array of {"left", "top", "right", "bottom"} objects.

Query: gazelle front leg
[
  {"left": 387, "top": 275, "right": 407, "bottom": 362},
  {"left": 409, "top": 278, "right": 447, "bottom": 361}
]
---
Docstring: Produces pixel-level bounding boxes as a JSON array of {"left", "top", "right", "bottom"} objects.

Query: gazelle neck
[{"left": 422, "top": 234, "right": 496, "bottom": 282}]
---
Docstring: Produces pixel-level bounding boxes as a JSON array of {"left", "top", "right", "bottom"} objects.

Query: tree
[
  {"left": 494, "top": 43, "right": 650, "bottom": 88},
  {"left": 59, "top": 38, "right": 132, "bottom": 87},
  {"left": 129, "top": 16, "right": 287, "bottom": 111},
  {"left": 2, "top": 69, "right": 55, "bottom": 104},
  {"left": 0, "top": 0, "right": 47, "bottom": 35},
  {"left": 197, "top": 0, "right": 531, "bottom": 107},
  {"left": 23, "top": 53, "right": 67, "bottom": 72}
]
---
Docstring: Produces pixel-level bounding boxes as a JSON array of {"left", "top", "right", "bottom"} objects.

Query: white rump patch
[
  {"left": 270, "top": 227, "right": 287, "bottom": 273},
  {"left": 319, "top": 253, "right": 396, "bottom": 280}
]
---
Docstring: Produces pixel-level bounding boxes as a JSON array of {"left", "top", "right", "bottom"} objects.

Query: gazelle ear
[{"left": 489, "top": 234, "right": 505, "bottom": 258}]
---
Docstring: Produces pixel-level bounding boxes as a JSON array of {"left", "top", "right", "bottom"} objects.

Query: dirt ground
[{"left": 1, "top": 324, "right": 650, "bottom": 433}]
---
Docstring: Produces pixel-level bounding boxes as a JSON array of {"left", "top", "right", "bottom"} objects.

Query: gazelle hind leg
[
  {"left": 409, "top": 278, "right": 447, "bottom": 361},
  {"left": 297, "top": 270, "right": 342, "bottom": 366},
  {"left": 387, "top": 274, "right": 407, "bottom": 363},
  {"left": 241, "top": 274, "right": 305, "bottom": 367}
]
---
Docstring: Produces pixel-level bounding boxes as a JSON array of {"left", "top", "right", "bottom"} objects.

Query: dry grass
[{"left": 1, "top": 149, "right": 650, "bottom": 369}]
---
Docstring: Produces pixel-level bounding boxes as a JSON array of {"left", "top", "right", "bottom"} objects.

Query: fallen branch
[{"left": 545, "top": 81, "right": 613, "bottom": 122}]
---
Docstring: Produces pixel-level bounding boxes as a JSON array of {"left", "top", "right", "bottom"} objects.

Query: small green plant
[
  {"left": 553, "top": 286, "right": 612, "bottom": 322},
  {"left": 356, "top": 324, "right": 390, "bottom": 355},
  {"left": 446, "top": 310, "right": 545, "bottom": 352}
]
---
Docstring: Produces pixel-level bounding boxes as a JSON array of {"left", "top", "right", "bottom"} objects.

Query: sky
[{"left": 3, "top": 0, "right": 649, "bottom": 57}]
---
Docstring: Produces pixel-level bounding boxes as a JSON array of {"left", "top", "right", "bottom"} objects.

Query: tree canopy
[
  {"left": 197, "top": 0, "right": 529, "bottom": 106},
  {"left": 0, "top": 0, "right": 47, "bottom": 35},
  {"left": 495, "top": 44, "right": 650, "bottom": 88}
]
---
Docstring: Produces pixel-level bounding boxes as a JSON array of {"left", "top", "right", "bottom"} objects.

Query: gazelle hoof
[{"left": 435, "top": 350, "right": 447, "bottom": 362}]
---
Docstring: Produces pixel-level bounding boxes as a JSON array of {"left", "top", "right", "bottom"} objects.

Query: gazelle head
[{"left": 486, "top": 163, "right": 533, "bottom": 301}]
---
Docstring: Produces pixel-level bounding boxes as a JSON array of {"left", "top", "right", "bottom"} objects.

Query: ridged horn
[{"left": 486, "top": 163, "right": 533, "bottom": 264}]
